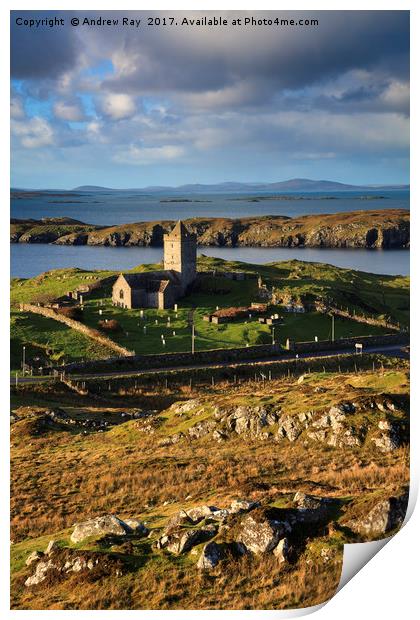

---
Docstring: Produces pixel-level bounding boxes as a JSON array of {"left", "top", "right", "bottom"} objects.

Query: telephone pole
[{"left": 22, "top": 345, "right": 26, "bottom": 377}]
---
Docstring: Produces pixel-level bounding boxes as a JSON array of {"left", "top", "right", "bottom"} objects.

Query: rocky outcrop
[
  {"left": 344, "top": 492, "right": 409, "bottom": 537},
  {"left": 11, "top": 210, "right": 410, "bottom": 249},
  {"left": 25, "top": 548, "right": 126, "bottom": 587},
  {"left": 238, "top": 511, "right": 286, "bottom": 554},
  {"left": 371, "top": 420, "right": 402, "bottom": 452},
  {"left": 272, "top": 538, "right": 291, "bottom": 563},
  {"left": 197, "top": 542, "right": 227, "bottom": 570},
  {"left": 70, "top": 514, "right": 148, "bottom": 543},
  {"left": 156, "top": 524, "right": 218, "bottom": 554},
  {"left": 160, "top": 394, "right": 408, "bottom": 453},
  {"left": 26, "top": 550, "right": 44, "bottom": 566}
]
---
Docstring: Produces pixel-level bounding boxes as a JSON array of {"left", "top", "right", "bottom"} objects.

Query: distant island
[
  {"left": 11, "top": 177, "right": 409, "bottom": 195},
  {"left": 10, "top": 209, "right": 409, "bottom": 249}
]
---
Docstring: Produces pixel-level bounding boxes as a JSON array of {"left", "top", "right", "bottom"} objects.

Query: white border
[{"left": 2, "top": 2, "right": 417, "bottom": 619}]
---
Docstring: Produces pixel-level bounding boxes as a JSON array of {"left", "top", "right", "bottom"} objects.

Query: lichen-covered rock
[
  {"left": 186, "top": 505, "right": 219, "bottom": 523},
  {"left": 229, "top": 499, "right": 260, "bottom": 515},
  {"left": 237, "top": 512, "right": 285, "bottom": 554},
  {"left": 45, "top": 540, "right": 59, "bottom": 555},
  {"left": 25, "top": 549, "right": 125, "bottom": 587},
  {"left": 293, "top": 492, "right": 331, "bottom": 523},
  {"left": 209, "top": 508, "right": 231, "bottom": 522},
  {"left": 25, "top": 550, "right": 44, "bottom": 566},
  {"left": 277, "top": 415, "right": 302, "bottom": 442},
  {"left": 70, "top": 514, "right": 131, "bottom": 543},
  {"left": 294, "top": 491, "right": 330, "bottom": 510},
  {"left": 371, "top": 422, "right": 401, "bottom": 452},
  {"left": 188, "top": 420, "right": 217, "bottom": 439},
  {"left": 158, "top": 524, "right": 218, "bottom": 554},
  {"left": 272, "top": 538, "right": 291, "bottom": 563},
  {"left": 165, "top": 510, "right": 193, "bottom": 531},
  {"left": 329, "top": 403, "right": 356, "bottom": 416},
  {"left": 345, "top": 492, "right": 408, "bottom": 537},
  {"left": 25, "top": 558, "right": 57, "bottom": 587},
  {"left": 170, "top": 400, "right": 201, "bottom": 414},
  {"left": 197, "top": 542, "right": 226, "bottom": 570},
  {"left": 307, "top": 429, "right": 328, "bottom": 442},
  {"left": 124, "top": 519, "right": 149, "bottom": 537}
]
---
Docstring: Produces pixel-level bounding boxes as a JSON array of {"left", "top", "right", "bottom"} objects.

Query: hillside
[
  {"left": 10, "top": 367, "right": 409, "bottom": 609},
  {"left": 11, "top": 209, "right": 410, "bottom": 249},
  {"left": 69, "top": 179, "right": 410, "bottom": 192}
]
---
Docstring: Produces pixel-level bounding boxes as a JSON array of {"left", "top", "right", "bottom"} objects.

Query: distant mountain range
[{"left": 70, "top": 178, "right": 409, "bottom": 193}]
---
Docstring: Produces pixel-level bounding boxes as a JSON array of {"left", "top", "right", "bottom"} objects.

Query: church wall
[{"left": 112, "top": 276, "right": 132, "bottom": 309}]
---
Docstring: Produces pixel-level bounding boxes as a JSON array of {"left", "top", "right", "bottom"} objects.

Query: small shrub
[
  {"left": 213, "top": 307, "right": 249, "bottom": 319},
  {"left": 98, "top": 319, "right": 121, "bottom": 333},
  {"left": 57, "top": 306, "right": 83, "bottom": 321}
]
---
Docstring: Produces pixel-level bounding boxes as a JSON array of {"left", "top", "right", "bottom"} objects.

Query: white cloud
[
  {"left": 12, "top": 116, "right": 54, "bottom": 148},
  {"left": 11, "top": 97, "right": 25, "bottom": 119},
  {"left": 54, "top": 99, "right": 86, "bottom": 122},
  {"left": 101, "top": 93, "right": 137, "bottom": 120},
  {"left": 113, "top": 144, "right": 185, "bottom": 165},
  {"left": 381, "top": 80, "right": 410, "bottom": 111}
]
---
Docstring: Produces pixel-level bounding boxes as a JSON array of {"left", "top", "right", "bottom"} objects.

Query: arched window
[{"left": 119, "top": 289, "right": 124, "bottom": 299}]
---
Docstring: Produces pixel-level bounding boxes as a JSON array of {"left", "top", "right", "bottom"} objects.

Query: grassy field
[
  {"left": 10, "top": 367, "right": 409, "bottom": 609},
  {"left": 10, "top": 311, "right": 114, "bottom": 373},
  {"left": 10, "top": 257, "right": 408, "bottom": 367},
  {"left": 80, "top": 297, "right": 387, "bottom": 356}
]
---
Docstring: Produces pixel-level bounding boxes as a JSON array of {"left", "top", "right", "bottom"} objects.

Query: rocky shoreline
[{"left": 10, "top": 209, "right": 409, "bottom": 249}]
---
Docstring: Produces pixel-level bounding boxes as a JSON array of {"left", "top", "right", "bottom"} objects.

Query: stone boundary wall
[
  {"left": 61, "top": 353, "right": 403, "bottom": 394},
  {"left": 19, "top": 303, "right": 134, "bottom": 358},
  {"left": 51, "top": 331, "right": 409, "bottom": 375},
  {"left": 57, "top": 343, "right": 282, "bottom": 374},
  {"left": 287, "top": 332, "right": 409, "bottom": 353},
  {"left": 328, "top": 306, "right": 403, "bottom": 332}
]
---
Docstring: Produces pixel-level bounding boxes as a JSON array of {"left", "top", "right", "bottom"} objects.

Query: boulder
[
  {"left": 237, "top": 512, "right": 285, "bottom": 554},
  {"left": 188, "top": 420, "right": 217, "bottom": 439},
  {"left": 371, "top": 423, "right": 401, "bottom": 452},
  {"left": 213, "top": 429, "right": 228, "bottom": 442},
  {"left": 25, "top": 549, "right": 125, "bottom": 587},
  {"left": 293, "top": 492, "right": 331, "bottom": 523},
  {"left": 345, "top": 492, "right": 408, "bottom": 537},
  {"left": 25, "top": 558, "right": 57, "bottom": 587},
  {"left": 329, "top": 403, "right": 355, "bottom": 416},
  {"left": 277, "top": 415, "right": 302, "bottom": 442},
  {"left": 45, "top": 540, "right": 60, "bottom": 555},
  {"left": 165, "top": 510, "right": 193, "bottom": 531},
  {"left": 307, "top": 429, "right": 327, "bottom": 442},
  {"left": 70, "top": 514, "right": 131, "bottom": 543},
  {"left": 272, "top": 538, "right": 291, "bottom": 563},
  {"left": 171, "top": 400, "right": 201, "bottom": 414},
  {"left": 25, "top": 550, "right": 44, "bottom": 566},
  {"left": 158, "top": 524, "right": 217, "bottom": 554},
  {"left": 197, "top": 542, "right": 226, "bottom": 570},
  {"left": 186, "top": 505, "right": 219, "bottom": 524},
  {"left": 124, "top": 519, "right": 149, "bottom": 537},
  {"left": 229, "top": 499, "right": 260, "bottom": 515},
  {"left": 209, "top": 509, "right": 231, "bottom": 522}
]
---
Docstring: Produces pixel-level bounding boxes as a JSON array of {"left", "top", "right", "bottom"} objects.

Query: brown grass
[{"left": 10, "top": 368, "right": 409, "bottom": 609}]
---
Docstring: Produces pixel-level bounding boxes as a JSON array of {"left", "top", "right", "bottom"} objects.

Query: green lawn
[
  {"left": 10, "top": 311, "right": 113, "bottom": 372},
  {"left": 80, "top": 292, "right": 388, "bottom": 357}
]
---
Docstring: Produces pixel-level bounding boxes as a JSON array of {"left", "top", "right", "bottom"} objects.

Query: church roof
[
  {"left": 116, "top": 270, "right": 181, "bottom": 291},
  {"left": 166, "top": 220, "right": 192, "bottom": 239}
]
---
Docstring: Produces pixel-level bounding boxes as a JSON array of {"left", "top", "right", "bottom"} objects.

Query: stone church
[{"left": 112, "top": 221, "right": 197, "bottom": 310}]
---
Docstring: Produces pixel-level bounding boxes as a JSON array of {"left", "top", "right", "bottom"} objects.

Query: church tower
[{"left": 164, "top": 221, "right": 197, "bottom": 291}]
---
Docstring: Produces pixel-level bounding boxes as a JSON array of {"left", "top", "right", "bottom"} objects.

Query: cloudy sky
[{"left": 11, "top": 10, "right": 409, "bottom": 188}]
